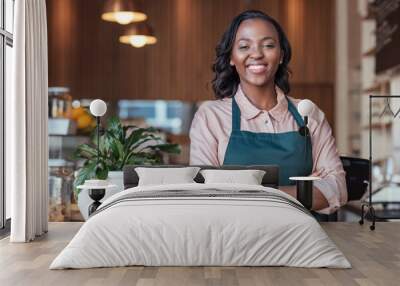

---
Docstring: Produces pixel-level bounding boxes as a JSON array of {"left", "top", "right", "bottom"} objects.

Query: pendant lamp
[
  {"left": 119, "top": 23, "right": 157, "bottom": 48},
  {"left": 101, "top": 0, "right": 147, "bottom": 25}
]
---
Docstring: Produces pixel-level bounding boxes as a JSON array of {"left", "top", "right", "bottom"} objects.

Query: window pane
[
  {"left": 0, "top": 0, "right": 3, "bottom": 30},
  {"left": 118, "top": 100, "right": 194, "bottom": 134},
  {"left": 0, "top": 37, "right": 3, "bottom": 227},
  {"left": 5, "top": 0, "right": 14, "bottom": 33},
  {"left": 5, "top": 43, "right": 12, "bottom": 219}
]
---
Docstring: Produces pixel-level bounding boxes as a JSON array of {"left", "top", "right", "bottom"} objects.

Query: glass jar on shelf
[{"left": 48, "top": 87, "right": 72, "bottom": 118}]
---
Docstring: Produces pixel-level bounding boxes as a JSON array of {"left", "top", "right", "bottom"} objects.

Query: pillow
[
  {"left": 200, "top": 169, "right": 266, "bottom": 185},
  {"left": 135, "top": 167, "right": 201, "bottom": 186}
]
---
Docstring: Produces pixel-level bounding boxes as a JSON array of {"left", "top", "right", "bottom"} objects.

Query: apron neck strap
[
  {"left": 286, "top": 96, "right": 305, "bottom": 127},
  {"left": 232, "top": 97, "right": 241, "bottom": 131},
  {"left": 232, "top": 95, "right": 305, "bottom": 130}
]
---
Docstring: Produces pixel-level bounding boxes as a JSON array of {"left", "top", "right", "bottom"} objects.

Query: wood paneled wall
[{"left": 47, "top": 0, "right": 335, "bottom": 126}]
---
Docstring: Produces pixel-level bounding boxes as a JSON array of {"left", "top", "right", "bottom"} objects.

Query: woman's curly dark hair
[{"left": 212, "top": 10, "right": 292, "bottom": 99}]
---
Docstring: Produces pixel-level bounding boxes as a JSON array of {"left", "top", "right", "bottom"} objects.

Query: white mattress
[{"left": 50, "top": 183, "right": 351, "bottom": 269}]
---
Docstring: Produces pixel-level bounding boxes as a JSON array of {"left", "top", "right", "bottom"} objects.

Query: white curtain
[{"left": 7, "top": 0, "right": 48, "bottom": 242}]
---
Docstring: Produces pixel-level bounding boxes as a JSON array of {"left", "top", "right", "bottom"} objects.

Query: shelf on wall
[
  {"left": 49, "top": 134, "right": 90, "bottom": 138},
  {"left": 362, "top": 122, "right": 393, "bottom": 130},
  {"left": 362, "top": 46, "right": 376, "bottom": 57},
  {"left": 363, "top": 83, "right": 382, "bottom": 93},
  {"left": 372, "top": 158, "right": 388, "bottom": 164},
  {"left": 364, "top": 80, "right": 391, "bottom": 94}
]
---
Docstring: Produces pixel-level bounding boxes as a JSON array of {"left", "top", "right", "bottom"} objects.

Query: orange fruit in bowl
[
  {"left": 71, "top": 107, "right": 86, "bottom": 120},
  {"left": 77, "top": 113, "right": 93, "bottom": 129}
]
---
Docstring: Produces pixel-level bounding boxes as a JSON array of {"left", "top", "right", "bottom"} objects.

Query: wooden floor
[{"left": 0, "top": 222, "right": 399, "bottom": 286}]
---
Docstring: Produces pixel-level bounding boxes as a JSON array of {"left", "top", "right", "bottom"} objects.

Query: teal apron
[{"left": 223, "top": 96, "right": 313, "bottom": 186}]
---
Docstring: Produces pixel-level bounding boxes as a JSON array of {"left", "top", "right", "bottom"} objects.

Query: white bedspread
[{"left": 50, "top": 183, "right": 351, "bottom": 269}]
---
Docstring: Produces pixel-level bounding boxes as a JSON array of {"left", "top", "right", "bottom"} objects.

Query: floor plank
[{"left": 0, "top": 222, "right": 399, "bottom": 286}]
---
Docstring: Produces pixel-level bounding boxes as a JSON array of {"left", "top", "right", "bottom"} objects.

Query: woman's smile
[{"left": 246, "top": 63, "right": 268, "bottom": 74}]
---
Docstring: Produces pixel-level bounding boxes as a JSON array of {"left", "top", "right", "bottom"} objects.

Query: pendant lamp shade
[
  {"left": 101, "top": 0, "right": 147, "bottom": 25},
  {"left": 119, "top": 23, "right": 157, "bottom": 48}
]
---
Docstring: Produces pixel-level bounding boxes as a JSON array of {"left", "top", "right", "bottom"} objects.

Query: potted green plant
[{"left": 74, "top": 116, "right": 180, "bottom": 219}]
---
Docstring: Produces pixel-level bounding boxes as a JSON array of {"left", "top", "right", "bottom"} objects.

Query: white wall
[
  {"left": 335, "top": 0, "right": 350, "bottom": 154},
  {"left": 335, "top": 0, "right": 363, "bottom": 155},
  {"left": 390, "top": 75, "right": 400, "bottom": 172}
]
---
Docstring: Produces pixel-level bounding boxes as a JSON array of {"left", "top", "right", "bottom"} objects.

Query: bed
[{"left": 50, "top": 165, "right": 350, "bottom": 269}]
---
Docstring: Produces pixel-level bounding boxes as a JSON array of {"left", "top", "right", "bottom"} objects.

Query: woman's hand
[
  {"left": 310, "top": 168, "right": 325, "bottom": 178},
  {"left": 308, "top": 168, "right": 329, "bottom": 210},
  {"left": 279, "top": 169, "right": 329, "bottom": 211}
]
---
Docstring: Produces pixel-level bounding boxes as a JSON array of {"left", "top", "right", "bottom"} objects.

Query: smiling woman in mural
[{"left": 189, "top": 10, "right": 347, "bottom": 215}]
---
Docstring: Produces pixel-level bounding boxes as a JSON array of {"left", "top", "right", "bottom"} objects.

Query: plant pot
[
  {"left": 77, "top": 171, "right": 124, "bottom": 221},
  {"left": 107, "top": 171, "right": 124, "bottom": 193}
]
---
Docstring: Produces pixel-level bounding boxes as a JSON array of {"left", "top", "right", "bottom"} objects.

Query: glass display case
[{"left": 48, "top": 134, "right": 89, "bottom": 222}]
